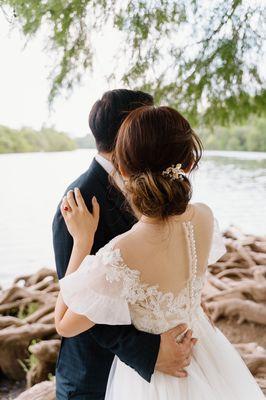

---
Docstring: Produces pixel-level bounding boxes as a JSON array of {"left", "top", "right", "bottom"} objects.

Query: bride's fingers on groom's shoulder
[
  {"left": 60, "top": 196, "right": 66, "bottom": 208},
  {"left": 67, "top": 190, "right": 77, "bottom": 209},
  {"left": 74, "top": 187, "right": 86, "bottom": 209},
  {"left": 60, "top": 201, "right": 66, "bottom": 217},
  {"left": 63, "top": 196, "right": 71, "bottom": 208},
  {"left": 60, "top": 196, "right": 69, "bottom": 216},
  {"left": 92, "top": 196, "right": 100, "bottom": 218}
]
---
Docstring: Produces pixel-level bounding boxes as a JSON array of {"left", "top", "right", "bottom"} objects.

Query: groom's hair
[{"left": 89, "top": 89, "right": 154, "bottom": 152}]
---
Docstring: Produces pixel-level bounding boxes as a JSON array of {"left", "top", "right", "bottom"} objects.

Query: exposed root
[
  {"left": 27, "top": 340, "right": 60, "bottom": 387},
  {"left": 206, "top": 299, "right": 266, "bottom": 325},
  {"left": 14, "top": 380, "right": 55, "bottom": 400}
]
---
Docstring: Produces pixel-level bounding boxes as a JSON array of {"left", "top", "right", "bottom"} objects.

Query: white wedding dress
[{"left": 60, "top": 213, "right": 265, "bottom": 400}]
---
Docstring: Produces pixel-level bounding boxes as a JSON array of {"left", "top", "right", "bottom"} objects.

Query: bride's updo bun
[{"left": 114, "top": 106, "right": 203, "bottom": 219}]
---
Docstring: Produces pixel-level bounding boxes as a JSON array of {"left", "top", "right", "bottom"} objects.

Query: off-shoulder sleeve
[
  {"left": 208, "top": 218, "right": 226, "bottom": 265},
  {"left": 59, "top": 251, "right": 131, "bottom": 325}
]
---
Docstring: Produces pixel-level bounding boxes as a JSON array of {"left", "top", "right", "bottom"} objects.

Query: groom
[{"left": 53, "top": 89, "right": 196, "bottom": 400}]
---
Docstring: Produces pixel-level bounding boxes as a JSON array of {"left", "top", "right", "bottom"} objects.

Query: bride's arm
[
  {"left": 54, "top": 188, "right": 99, "bottom": 337},
  {"left": 55, "top": 298, "right": 95, "bottom": 337},
  {"left": 54, "top": 242, "right": 95, "bottom": 337}
]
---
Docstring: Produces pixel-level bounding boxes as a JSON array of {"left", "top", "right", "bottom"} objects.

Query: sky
[{"left": 0, "top": 12, "right": 124, "bottom": 138}]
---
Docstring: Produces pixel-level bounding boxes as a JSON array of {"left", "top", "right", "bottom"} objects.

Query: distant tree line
[
  {"left": 75, "top": 134, "right": 96, "bottom": 149},
  {"left": 200, "top": 117, "right": 266, "bottom": 152},
  {"left": 0, "top": 126, "right": 76, "bottom": 153},
  {"left": 0, "top": 116, "right": 265, "bottom": 154},
  {"left": 76, "top": 116, "right": 266, "bottom": 152}
]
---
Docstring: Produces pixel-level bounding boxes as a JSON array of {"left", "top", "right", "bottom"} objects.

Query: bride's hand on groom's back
[
  {"left": 61, "top": 188, "right": 100, "bottom": 248},
  {"left": 155, "top": 324, "right": 197, "bottom": 378}
]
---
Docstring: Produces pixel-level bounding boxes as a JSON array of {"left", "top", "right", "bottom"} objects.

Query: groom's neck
[{"left": 98, "top": 151, "right": 113, "bottom": 162}]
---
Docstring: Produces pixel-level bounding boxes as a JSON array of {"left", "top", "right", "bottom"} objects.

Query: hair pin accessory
[{"left": 162, "top": 163, "right": 185, "bottom": 181}]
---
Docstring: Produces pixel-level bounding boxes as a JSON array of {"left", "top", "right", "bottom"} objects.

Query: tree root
[
  {"left": 205, "top": 281, "right": 266, "bottom": 303},
  {"left": 0, "top": 316, "right": 26, "bottom": 329},
  {"left": 24, "top": 304, "right": 55, "bottom": 324},
  {"left": 13, "top": 268, "right": 57, "bottom": 287},
  {"left": 206, "top": 299, "right": 266, "bottom": 325},
  {"left": 14, "top": 380, "right": 55, "bottom": 400},
  {"left": 27, "top": 340, "right": 60, "bottom": 387},
  {"left": 0, "top": 323, "right": 56, "bottom": 380},
  {"left": 235, "top": 343, "right": 266, "bottom": 375}
]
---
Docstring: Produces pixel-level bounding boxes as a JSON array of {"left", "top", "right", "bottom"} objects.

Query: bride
[{"left": 54, "top": 106, "right": 264, "bottom": 399}]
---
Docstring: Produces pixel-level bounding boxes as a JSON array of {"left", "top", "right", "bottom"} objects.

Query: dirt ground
[{"left": 0, "top": 377, "right": 25, "bottom": 400}]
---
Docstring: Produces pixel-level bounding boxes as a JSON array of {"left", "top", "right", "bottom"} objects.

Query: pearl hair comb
[{"left": 162, "top": 163, "right": 186, "bottom": 181}]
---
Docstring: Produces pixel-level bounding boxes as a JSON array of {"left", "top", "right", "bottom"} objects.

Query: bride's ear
[{"left": 183, "top": 162, "right": 194, "bottom": 173}]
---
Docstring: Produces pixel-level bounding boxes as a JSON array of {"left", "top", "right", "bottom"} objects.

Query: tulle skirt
[{"left": 105, "top": 310, "right": 265, "bottom": 400}]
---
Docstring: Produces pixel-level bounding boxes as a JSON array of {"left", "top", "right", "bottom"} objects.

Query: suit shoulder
[
  {"left": 66, "top": 168, "right": 98, "bottom": 193},
  {"left": 53, "top": 166, "right": 97, "bottom": 227}
]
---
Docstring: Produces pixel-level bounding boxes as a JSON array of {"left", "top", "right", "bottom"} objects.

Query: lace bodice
[
  {"left": 97, "top": 221, "right": 206, "bottom": 334},
  {"left": 60, "top": 217, "right": 226, "bottom": 334}
]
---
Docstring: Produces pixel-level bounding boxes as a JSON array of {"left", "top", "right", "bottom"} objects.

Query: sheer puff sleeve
[
  {"left": 59, "top": 250, "right": 131, "bottom": 326},
  {"left": 208, "top": 218, "right": 227, "bottom": 265}
]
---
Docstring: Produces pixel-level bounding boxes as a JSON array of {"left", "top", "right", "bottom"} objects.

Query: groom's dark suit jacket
[{"left": 52, "top": 158, "right": 160, "bottom": 399}]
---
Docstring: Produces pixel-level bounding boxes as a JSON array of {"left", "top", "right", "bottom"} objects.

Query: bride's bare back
[{"left": 114, "top": 203, "right": 214, "bottom": 298}]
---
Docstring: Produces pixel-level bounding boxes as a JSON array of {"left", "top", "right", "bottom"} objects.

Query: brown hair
[
  {"left": 113, "top": 106, "right": 203, "bottom": 219},
  {"left": 89, "top": 89, "right": 153, "bottom": 152}
]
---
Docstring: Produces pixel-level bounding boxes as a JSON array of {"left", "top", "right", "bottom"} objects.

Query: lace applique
[
  {"left": 101, "top": 246, "right": 147, "bottom": 303},
  {"left": 98, "top": 234, "right": 206, "bottom": 334}
]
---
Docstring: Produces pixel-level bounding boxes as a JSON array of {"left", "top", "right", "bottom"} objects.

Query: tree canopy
[{"left": 1, "top": 0, "right": 265, "bottom": 125}]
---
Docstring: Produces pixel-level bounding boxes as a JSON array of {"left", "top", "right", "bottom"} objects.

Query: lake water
[{"left": 0, "top": 149, "right": 266, "bottom": 288}]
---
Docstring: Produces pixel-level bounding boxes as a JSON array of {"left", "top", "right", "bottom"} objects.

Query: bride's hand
[{"left": 61, "top": 188, "right": 100, "bottom": 248}]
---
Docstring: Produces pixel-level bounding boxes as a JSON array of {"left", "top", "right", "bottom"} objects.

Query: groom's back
[
  {"left": 53, "top": 158, "right": 136, "bottom": 398},
  {"left": 53, "top": 89, "right": 154, "bottom": 398}
]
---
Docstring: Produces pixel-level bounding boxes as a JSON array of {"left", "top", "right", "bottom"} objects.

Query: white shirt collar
[
  {"left": 95, "top": 153, "right": 114, "bottom": 175},
  {"left": 94, "top": 153, "right": 125, "bottom": 192}
]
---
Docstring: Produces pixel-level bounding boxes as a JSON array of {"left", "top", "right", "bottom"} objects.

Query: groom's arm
[{"left": 90, "top": 324, "right": 160, "bottom": 382}]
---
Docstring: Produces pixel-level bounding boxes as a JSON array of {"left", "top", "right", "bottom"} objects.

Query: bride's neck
[
  {"left": 139, "top": 215, "right": 165, "bottom": 225},
  {"left": 138, "top": 204, "right": 193, "bottom": 225}
]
